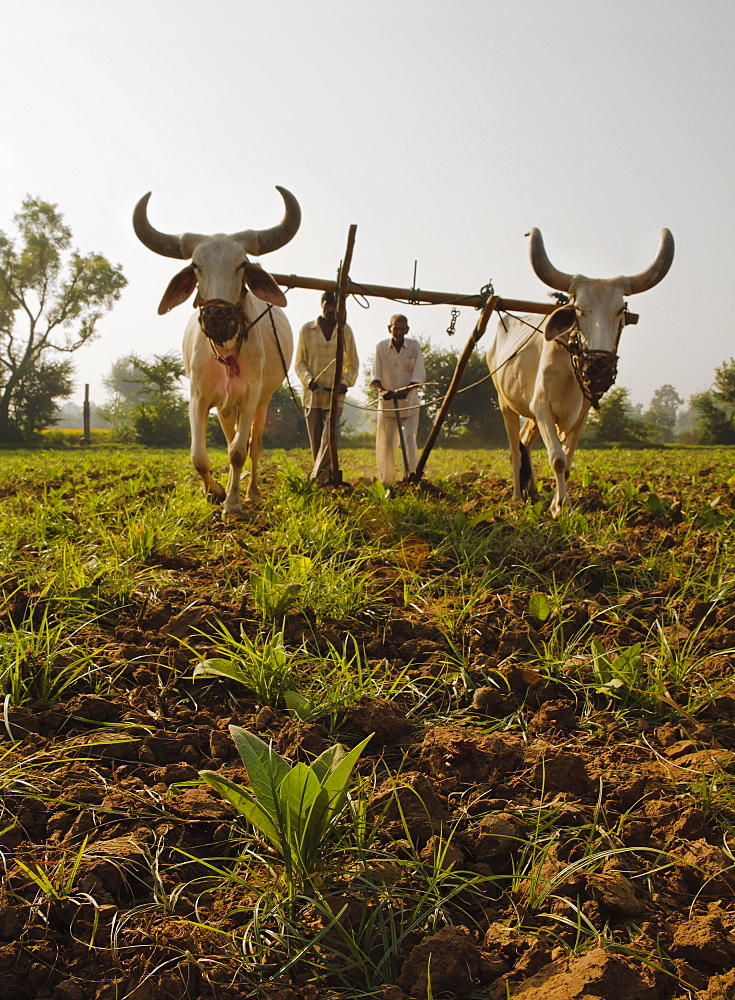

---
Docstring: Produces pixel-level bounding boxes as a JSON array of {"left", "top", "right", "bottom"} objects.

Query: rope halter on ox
[
  {"left": 560, "top": 325, "right": 619, "bottom": 410},
  {"left": 194, "top": 283, "right": 274, "bottom": 379}
]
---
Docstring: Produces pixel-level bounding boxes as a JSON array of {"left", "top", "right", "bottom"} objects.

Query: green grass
[{"left": 3, "top": 444, "right": 735, "bottom": 997}]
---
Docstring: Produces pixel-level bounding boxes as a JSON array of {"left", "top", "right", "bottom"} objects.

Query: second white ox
[
  {"left": 133, "top": 187, "right": 300, "bottom": 515},
  {"left": 487, "top": 228, "right": 674, "bottom": 513}
]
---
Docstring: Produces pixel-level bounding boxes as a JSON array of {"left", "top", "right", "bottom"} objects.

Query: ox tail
[{"left": 519, "top": 442, "right": 533, "bottom": 499}]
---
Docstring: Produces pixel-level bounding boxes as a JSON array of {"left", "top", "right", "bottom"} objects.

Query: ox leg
[
  {"left": 558, "top": 407, "right": 591, "bottom": 489},
  {"left": 190, "top": 394, "right": 225, "bottom": 503},
  {"left": 498, "top": 405, "right": 524, "bottom": 501},
  {"left": 222, "top": 397, "right": 258, "bottom": 517},
  {"left": 217, "top": 408, "right": 236, "bottom": 446},
  {"left": 246, "top": 402, "right": 268, "bottom": 502},
  {"left": 519, "top": 420, "right": 540, "bottom": 501},
  {"left": 532, "top": 402, "right": 569, "bottom": 515}
]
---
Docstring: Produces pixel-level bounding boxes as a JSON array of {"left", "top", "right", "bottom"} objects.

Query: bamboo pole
[
  {"left": 412, "top": 296, "right": 500, "bottom": 483},
  {"left": 327, "top": 225, "right": 357, "bottom": 484}
]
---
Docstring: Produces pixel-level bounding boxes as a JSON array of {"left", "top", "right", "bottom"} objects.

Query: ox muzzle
[
  {"left": 197, "top": 296, "right": 247, "bottom": 347},
  {"left": 565, "top": 330, "right": 618, "bottom": 409}
]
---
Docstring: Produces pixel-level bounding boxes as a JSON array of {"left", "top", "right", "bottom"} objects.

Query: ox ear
[
  {"left": 241, "top": 261, "right": 287, "bottom": 308},
  {"left": 158, "top": 264, "right": 198, "bottom": 315},
  {"left": 544, "top": 305, "right": 577, "bottom": 342}
]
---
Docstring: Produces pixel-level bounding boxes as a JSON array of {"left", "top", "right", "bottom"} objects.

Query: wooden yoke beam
[
  {"left": 273, "top": 271, "right": 560, "bottom": 316},
  {"left": 273, "top": 271, "right": 639, "bottom": 321}
]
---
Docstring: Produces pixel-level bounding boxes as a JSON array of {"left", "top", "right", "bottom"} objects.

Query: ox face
[
  {"left": 132, "top": 187, "right": 300, "bottom": 516},
  {"left": 158, "top": 238, "right": 288, "bottom": 321},
  {"left": 546, "top": 279, "right": 627, "bottom": 353},
  {"left": 191, "top": 238, "right": 249, "bottom": 305}
]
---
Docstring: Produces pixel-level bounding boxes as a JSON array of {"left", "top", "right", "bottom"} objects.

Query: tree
[
  {"left": 691, "top": 358, "right": 735, "bottom": 444},
  {"left": 691, "top": 390, "right": 735, "bottom": 444},
  {"left": 644, "top": 383, "right": 683, "bottom": 443},
  {"left": 12, "top": 358, "right": 74, "bottom": 438},
  {"left": 103, "top": 355, "right": 158, "bottom": 404},
  {"left": 712, "top": 357, "right": 735, "bottom": 406},
  {"left": 101, "top": 352, "right": 189, "bottom": 446},
  {"left": 0, "top": 197, "right": 126, "bottom": 441},
  {"left": 584, "top": 387, "right": 652, "bottom": 445}
]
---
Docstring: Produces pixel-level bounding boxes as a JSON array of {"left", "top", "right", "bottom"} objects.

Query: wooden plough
[{"left": 275, "top": 227, "right": 638, "bottom": 485}]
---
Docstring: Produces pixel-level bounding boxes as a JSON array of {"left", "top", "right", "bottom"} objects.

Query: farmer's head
[
  {"left": 321, "top": 291, "right": 337, "bottom": 318},
  {"left": 389, "top": 314, "right": 409, "bottom": 346}
]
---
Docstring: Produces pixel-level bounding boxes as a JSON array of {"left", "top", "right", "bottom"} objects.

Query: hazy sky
[{"left": 1, "top": 0, "right": 733, "bottom": 408}]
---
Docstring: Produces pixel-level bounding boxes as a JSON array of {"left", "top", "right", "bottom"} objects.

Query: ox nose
[{"left": 200, "top": 300, "right": 244, "bottom": 345}]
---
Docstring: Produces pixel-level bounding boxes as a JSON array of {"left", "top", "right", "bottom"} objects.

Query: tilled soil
[{"left": 2, "top": 452, "right": 735, "bottom": 1000}]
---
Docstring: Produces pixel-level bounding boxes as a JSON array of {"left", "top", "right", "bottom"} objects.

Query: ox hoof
[
  {"left": 222, "top": 506, "right": 245, "bottom": 522},
  {"left": 206, "top": 483, "right": 226, "bottom": 505}
]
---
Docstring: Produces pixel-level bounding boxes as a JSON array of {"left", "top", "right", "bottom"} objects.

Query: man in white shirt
[
  {"left": 295, "top": 291, "right": 359, "bottom": 478},
  {"left": 371, "top": 314, "right": 426, "bottom": 483}
]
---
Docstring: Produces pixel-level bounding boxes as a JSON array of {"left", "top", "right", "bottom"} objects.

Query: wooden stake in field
[{"left": 83, "top": 384, "right": 91, "bottom": 446}]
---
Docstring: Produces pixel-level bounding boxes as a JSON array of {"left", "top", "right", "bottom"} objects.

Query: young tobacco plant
[{"left": 200, "top": 727, "right": 372, "bottom": 886}]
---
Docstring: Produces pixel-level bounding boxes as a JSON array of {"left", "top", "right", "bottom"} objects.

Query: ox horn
[
  {"left": 527, "top": 228, "right": 573, "bottom": 292},
  {"left": 619, "top": 229, "right": 675, "bottom": 295},
  {"left": 231, "top": 186, "right": 301, "bottom": 256},
  {"left": 133, "top": 193, "right": 189, "bottom": 260}
]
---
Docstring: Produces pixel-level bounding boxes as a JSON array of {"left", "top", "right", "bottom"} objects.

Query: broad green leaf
[
  {"left": 467, "top": 510, "right": 494, "bottom": 528},
  {"left": 279, "top": 762, "right": 323, "bottom": 818},
  {"left": 193, "top": 658, "right": 249, "bottom": 685},
  {"left": 279, "top": 764, "right": 330, "bottom": 860},
  {"left": 199, "top": 771, "right": 282, "bottom": 849},
  {"left": 319, "top": 735, "right": 372, "bottom": 822},
  {"left": 228, "top": 727, "right": 291, "bottom": 819},
  {"left": 290, "top": 555, "right": 313, "bottom": 581},
  {"left": 529, "top": 592, "right": 551, "bottom": 623},
  {"left": 646, "top": 493, "right": 667, "bottom": 517},
  {"left": 610, "top": 644, "right": 643, "bottom": 677},
  {"left": 453, "top": 510, "right": 467, "bottom": 532},
  {"left": 591, "top": 639, "right": 612, "bottom": 683},
  {"left": 310, "top": 743, "right": 347, "bottom": 785},
  {"left": 298, "top": 786, "right": 332, "bottom": 872},
  {"left": 284, "top": 690, "right": 313, "bottom": 720}
]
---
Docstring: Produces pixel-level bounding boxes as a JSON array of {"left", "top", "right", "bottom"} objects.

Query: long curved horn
[
  {"left": 619, "top": 229, "right": 675, "bottom": 295},
  {"left": 232, "top": 186, "right": 301, "bottom": 256},
  {"left": 528, "top": 228, "right": 573, "bottom": 292},
  {"left": 133, "top": 193, "right": 187, "bottom": 260}
]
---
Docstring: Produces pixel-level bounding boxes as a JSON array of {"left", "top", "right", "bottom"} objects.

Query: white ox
[
  {"left": 133, "top": 187, "right": 299, "bottom": 515},
  {"left": 487, "top": 228, "right": 674, "bottom": 513}
]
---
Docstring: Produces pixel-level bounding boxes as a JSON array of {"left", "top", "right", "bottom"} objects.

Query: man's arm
[{"left": 371, "top": 341, "right": 394, "bottom": 399}]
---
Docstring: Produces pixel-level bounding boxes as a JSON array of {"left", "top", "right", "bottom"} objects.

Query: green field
[{"left": 1, "top": 446, "right": 734, "bottom": 1000}]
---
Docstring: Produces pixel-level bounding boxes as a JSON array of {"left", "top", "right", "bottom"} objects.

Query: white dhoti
[{"left": 376, "top": 399, "right": 419, "bottom": 483}]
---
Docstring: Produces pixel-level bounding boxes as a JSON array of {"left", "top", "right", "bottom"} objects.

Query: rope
[{"left": 268, "top": 306, "right": 306, "bottom": 419}]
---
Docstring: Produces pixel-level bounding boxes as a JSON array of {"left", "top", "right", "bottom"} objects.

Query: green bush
[{"left": 130, "top": 397, "right": 190, "bottom": 447}]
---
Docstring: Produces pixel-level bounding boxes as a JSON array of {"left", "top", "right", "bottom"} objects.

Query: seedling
[{"left": 200, "top": 727, "right": 372, "bottom": 886}]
